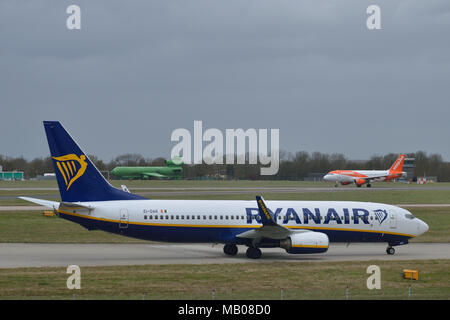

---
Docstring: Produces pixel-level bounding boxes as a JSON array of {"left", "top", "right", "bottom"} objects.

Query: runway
[
  {"left": 2, "top": 185, "right": 450, "bottom": 200},
  {"left": 1, "top": 185, "right": 450, "bottom": 206},
  {"left": 0, "top": 243, "right": 448, "bottom": 268}
]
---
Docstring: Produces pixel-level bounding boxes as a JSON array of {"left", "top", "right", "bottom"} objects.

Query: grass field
[
  {"left": 0, "top": 260, "right": 448, "bottom": 300},
  {"left": 3, "top": 189, "right": 450, "bottom": 206},
  {"left": 0, "top": 180, "right": 450, "bottom": 205},
  {"left": 0, "top": 206, "right": 448, "bottom": 243},
  {"left": 2, "top": 180, "right": 450, "bottom": 207}
]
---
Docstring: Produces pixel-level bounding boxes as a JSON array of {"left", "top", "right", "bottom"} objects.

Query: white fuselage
[
  {"left": 56, "top": 199, "right": 428, "bottom": 244},
  {"left": 324, "top": 170, "right": 388, "bottom": 183},
  {"left": 323, "top": 170, "right": 407, "bottom": 185}
]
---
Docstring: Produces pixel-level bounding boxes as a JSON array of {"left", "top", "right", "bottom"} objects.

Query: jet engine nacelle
[
  {"left": 354, "top": 178, "right": 366, "bottom": 186},
  {"left": 280, "top": 232, "right": 329, "bottom": 254}
]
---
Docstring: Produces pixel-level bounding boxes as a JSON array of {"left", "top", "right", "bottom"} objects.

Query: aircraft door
[
  {"left": 389, "top": 212, "right": 397, "bottom": 229},
  {"left": 119, "top": 208, "right": 129, "bottom": 229}
]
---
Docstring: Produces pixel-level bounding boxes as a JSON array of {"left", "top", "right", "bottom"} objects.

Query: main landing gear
[
  {"left": 223, "top": 244, "right": 238, "bottom": 256},
  {"left": 223, "top": 244, "right": 263, "bottom": 259},
  {"left": 386, "top": 246, "right": 395, "bottom": 255},
  {"left": 246, "top": 247, "right": 262, "bottom": 259}
]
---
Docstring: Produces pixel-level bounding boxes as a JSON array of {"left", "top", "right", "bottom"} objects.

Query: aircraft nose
[
  {"left": 422, "top": 220, "right": 429, "bottom": 233},
  {"left": 323, "top": 174, "right": 331, "bottom": 181},
  {"left": 417, "top": 219, "right": 429, "bottom": 235}
]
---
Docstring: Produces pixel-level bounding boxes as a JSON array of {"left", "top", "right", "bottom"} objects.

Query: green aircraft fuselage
[{"left": 111, "top": 166, "right": 183, "bottom": 180}]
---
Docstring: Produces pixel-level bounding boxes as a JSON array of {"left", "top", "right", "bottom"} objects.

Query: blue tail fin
[{"left": 44, "top": 121, "right": 146, "bottom": 202}]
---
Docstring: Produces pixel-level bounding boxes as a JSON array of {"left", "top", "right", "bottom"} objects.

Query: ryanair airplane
[{"left": 20, "top": 121, "right": 429, "bottom": 259}]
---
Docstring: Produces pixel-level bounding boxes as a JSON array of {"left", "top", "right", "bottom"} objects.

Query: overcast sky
[{"left": 1, "top": 0, "right": 449, "bottom": 162}]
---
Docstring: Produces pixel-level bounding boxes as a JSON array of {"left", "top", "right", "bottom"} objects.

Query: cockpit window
[{"left": 404, "top": 213, "right": 415, "bottom": 220}]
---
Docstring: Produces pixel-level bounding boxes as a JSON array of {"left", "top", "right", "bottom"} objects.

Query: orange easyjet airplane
[{"left": 323, "top": 154, "right": 407, "bottom": 187}]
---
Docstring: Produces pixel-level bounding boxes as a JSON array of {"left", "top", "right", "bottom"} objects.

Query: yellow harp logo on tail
[{"left": 52, "top": 154, "right": 88, "bottom": 191}]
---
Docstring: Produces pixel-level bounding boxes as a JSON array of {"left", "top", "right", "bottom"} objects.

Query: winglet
[{"left": 256, "top": 196, "right": 277, "bottom": 226}]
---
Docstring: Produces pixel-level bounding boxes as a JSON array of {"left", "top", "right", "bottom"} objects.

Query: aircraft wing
[
  {"left": 142, "top": 172, "right": 167, "bottom": 178},
  {"left": 236, "top": 196, "right": 309, "bottom": 240},
  {"left": 19, "top": 196, "right": 94, "bottom": 211},
  {"left": 359, "top": 174, "right": 389, "bottom": 181}
]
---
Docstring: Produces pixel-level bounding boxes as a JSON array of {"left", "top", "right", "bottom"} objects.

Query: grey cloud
[{"left": 0, "top": 0, "right": 449, "bottom": 161}]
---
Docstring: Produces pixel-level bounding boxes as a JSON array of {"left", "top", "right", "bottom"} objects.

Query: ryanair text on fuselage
[{"left": 244, "top": 207, "right": 387, "bottom": 225}]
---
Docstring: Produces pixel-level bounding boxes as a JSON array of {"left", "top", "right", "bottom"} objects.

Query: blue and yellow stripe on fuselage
[{"left": 56, "top": 209, "right": 414, "bottom": 245}]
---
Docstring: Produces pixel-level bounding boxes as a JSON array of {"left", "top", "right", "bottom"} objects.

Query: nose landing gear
[{"left": 386, "top": 246, "right": 395, "bottom": 255}]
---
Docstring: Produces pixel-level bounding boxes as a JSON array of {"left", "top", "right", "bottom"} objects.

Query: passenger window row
[
  {"left": 143, "top": 215, "right": 246, "bottom": 220},
  {"left": 142, "top": 214, "right": 380, "bottom": 222}
]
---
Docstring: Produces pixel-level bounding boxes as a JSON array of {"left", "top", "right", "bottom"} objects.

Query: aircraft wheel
[
  {"left": 356, "top": 184, "right": 362, "bottom": 188},
  {"left": 223, "top": 244, "right": 238, "bottom": 256},
  {"left": 367, "top": 184, "right": 372, "bottom": 188},
  {"left": 386, "top": 246, "right": 395, "bottom": 255},
  {"left": 246, "top": 247, "right": 262, "bottom": 259}
]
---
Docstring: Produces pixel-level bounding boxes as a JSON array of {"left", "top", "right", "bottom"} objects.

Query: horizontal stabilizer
[
  {"left": 19, "top": 197, "right": 60, "bottom": 209},
  {"left": 19, "top": 196, "right": 94, "bottom": 211}
]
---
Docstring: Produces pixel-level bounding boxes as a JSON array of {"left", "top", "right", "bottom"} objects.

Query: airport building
[
  {"left": 403, "top": 158, "right": 415, "bottom": 181},
  {"left": 0, "top": 165, "right": 24, "bottom": 180},
  {"left": 35, "top": 173, "right": 56, "bottom": 180}
]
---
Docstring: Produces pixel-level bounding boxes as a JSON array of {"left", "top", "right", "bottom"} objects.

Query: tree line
[
  {"left": 183, "top": 151, "right": 450, "bottom": 181},
  {"left": 1, "top": 151, "right": 450, "bottom": 181}
]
